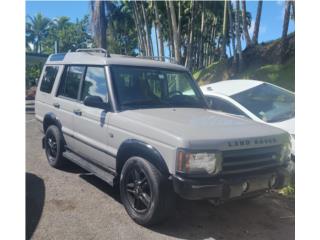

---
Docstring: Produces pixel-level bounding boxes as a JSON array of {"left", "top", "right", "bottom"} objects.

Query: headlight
[
  {"left": 176, "top": 149, "right": 222, "bottom": 175},
  {"left": 280, "top": 142, "right": 292, "bottom": 163}
]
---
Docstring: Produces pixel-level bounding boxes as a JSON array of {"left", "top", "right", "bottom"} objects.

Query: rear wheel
[
  {"left": 44, "top": 125, "right": 66, "bottom": 168},
  {"left": 120, "top": 157, "right": 175, "bottom": 226}
]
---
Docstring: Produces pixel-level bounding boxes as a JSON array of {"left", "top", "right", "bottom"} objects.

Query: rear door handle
[
  {"left": 53, "top": 103, "right": 60, "bottom": 108},
  {"left": 73, "top": 109, "right": 82, "bottom": 116}
]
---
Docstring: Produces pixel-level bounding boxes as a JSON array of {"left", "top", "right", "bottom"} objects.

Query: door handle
[
  {"left": 53, "top": 103, "right": 60, "bottom": 108},
  {"left": 73, "top": 109, "right": 82, "bottom": 116}
]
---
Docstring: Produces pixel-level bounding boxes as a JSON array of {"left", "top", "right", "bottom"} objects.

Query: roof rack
[
  {"left": 135, "top": 56, "right": 178, "bottom": 64},
  {"left": 75, "top": 48, "right": 110, "bottom": 57}
]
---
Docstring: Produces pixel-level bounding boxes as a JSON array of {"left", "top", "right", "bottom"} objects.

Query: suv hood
[{"left": 110, "top": 108, "right": 289, "bottom": 151}]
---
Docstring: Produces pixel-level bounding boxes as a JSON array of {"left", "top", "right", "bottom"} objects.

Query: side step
[{"left": 63, "top": 150, "right": 116, "bottom": 186}]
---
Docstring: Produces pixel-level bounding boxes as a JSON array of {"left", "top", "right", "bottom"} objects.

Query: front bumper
[{"left": 172, "top": 167, "right": 290, "bottom": 200}]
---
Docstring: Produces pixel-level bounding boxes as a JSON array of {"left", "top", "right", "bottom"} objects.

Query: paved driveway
[{"left": 26, "top": 112, "right": 294, "bottom": 240}]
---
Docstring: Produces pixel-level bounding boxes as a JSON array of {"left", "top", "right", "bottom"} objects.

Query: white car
[{"left": 201, "top": 80, "right": 295, "bottom": 159}]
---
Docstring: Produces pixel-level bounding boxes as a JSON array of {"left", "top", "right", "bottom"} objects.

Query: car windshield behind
[
  {"left": 110, "top": 66, "right": 206, "bottom": 110},
  {"left": 231, "top": 83, "right": 295, "bottom": 123}
]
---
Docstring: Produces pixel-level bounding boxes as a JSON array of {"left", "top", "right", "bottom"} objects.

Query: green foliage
[
  {"left": 26, "top": 64, "right": 41, "bottom": 89},
  {"left": 238, "top": 58, "right": 295, "bottom": 91},
  {"left": 26, "top": 14, "right": 92, "bottom": 54},
  {"left": 279, "top": 185, "right": 295, "bottom": 198},
  {"left": 106, "top": 2, "right": 138, "bottom": 55}
]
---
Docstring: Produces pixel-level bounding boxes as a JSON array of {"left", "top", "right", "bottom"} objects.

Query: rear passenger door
[
  {"left": 54, "top": 65, "right": 86, "bottom": 151},
  {"left": 73, "top": 66, "right": 116, "bottom": 170}
]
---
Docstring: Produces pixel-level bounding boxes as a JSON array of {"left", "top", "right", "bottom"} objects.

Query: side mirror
[{"left": 83, "top": 96, "right": 109, "bottom": 110}]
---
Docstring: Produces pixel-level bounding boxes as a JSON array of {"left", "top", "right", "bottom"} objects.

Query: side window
[
  {"left": 39, "top": 66, "right": 59, "bottom": 93},
  {"left": 57, "top": 66, "right": 85, "bottom": 99},
  {"left": 81, "top": 67, "right": 108, "bottom": 103},
  {"left": 207, "top": 96, "right": 246, "bottom": 116}
]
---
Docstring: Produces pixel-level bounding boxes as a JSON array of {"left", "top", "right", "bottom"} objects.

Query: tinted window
[
  {"left": 58, "top": 66, "right": 85, "bottom": 99},
  {"left": 81, "top": 67, "right": 108, "bottom": 103},
  {"left": 40, "top": 66, "right": 59, "bottom": 93},
  {"left": 231, "top": 83, "right": 294, "bottom": 122},
  {"left": 111, "top": 66, "right": 206, "bottom": 110},
  {"left": 206, "top": 96, "right": 246, "bottom": 116}
]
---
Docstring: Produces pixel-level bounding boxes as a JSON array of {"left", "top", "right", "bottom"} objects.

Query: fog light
[
  {"left": 242, "top": 181, "right": 249, "bottom": 192},
  {"left": 269, "top": 175, "right": 277, "bottom": 188}
]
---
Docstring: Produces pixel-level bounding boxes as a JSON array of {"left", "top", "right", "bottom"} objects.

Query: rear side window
[
  {"left": 57, "top": 66, "right": 85, "bottom": 99},
  {"left": 40, "top": 66, "right": 59, "bottom": 93}
]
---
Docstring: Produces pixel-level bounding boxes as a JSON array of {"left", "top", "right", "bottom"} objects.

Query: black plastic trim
[{"left": 116, "top": 139, "right": 169, "bottom": 175}]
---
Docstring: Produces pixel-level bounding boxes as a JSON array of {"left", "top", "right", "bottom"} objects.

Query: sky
[{"left": 26, "top": 0, "right": 295, "bottom": 56}]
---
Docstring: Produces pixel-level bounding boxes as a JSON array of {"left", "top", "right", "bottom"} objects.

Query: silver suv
[{"left": 35, "top": 48, "right": 291, "bottom": 226}]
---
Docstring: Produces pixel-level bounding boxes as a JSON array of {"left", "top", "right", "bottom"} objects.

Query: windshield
[
  {"left": 110, "top": 65, "right": 206, "bottom": 110},
  {"left": 231, "top": 83, "right": 295, "bottom": 123}
]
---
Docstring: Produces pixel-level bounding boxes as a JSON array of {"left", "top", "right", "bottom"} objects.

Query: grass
[
  {"left": 193, "top": 57, "right": 295, "bottom": 91},
  {"left": 237, "top": 58, "right": 295, "bottom": 91},
  {"left": 278, "top": 185, "right": 295, "bottom": 198}
]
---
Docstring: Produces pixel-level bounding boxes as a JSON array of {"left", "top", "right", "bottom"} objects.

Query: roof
[
  {"left": 201, "top": 79, "right": 264, "bottom": 96},
  {"left": 45, "top": 51, "right": 187, "bottom": 71}
]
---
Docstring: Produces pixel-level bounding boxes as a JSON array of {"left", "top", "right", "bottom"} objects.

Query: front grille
[{"left": 222, "top": 145, "right": 282, "bottom": 174}]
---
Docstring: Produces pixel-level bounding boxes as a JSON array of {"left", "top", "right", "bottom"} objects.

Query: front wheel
[{"left": 120, "top": 157, "right": 175, "bottom": 226}]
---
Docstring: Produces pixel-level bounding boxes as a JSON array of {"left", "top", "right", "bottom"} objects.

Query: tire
[
  {"left": 44, "top": 125, "right": 66, "bottom": 168},
  {"left": 120, "top": 156, "right": 175, "bottom": 226}
]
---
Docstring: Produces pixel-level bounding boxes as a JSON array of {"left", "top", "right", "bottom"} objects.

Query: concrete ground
[{"left": 26, "top": 112, "right": 294, "bottom": 240}]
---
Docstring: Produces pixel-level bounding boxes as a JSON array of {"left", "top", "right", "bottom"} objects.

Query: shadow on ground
[
  {"left": 77, "top": 170, "right": 294, "bottom": 240},
  {"left": 79, "top": 174, "right": 121, "bottom": 203},
  {"left": 26, "top": 172, "right": 45, "bottom": 240},
  {"left": 148, "top": 194, "right": 294, "bottom": 240}
]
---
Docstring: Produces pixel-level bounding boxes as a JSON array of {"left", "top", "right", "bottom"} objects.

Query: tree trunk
[
  {"left": 291, "top": 0, "right": 295, "bottom": 20},
  {"left": 241, "top": 0, "right": 252, "bottom": 47},
  {"left": 154, "top": 1, "right": 164, "bottom": 61},
  {"left": 168, "top": 0, "right": 181, "bottom": 64},
  {"left": 199, "top": 1, "right": 205, "bottom": 69},
  {"left": 133, "top": 2, "right": 147, "bottom": 56},
  {"left": 235, "top": 0, "right": 243, "bottom": 71},
  {"left": 165, "top": 1, "right": 174, "bottom": 59},
  {"left": 92, "top": 0, "right": 107, "bottom": 49},
  {"left": 220, "top": 0, "right": 228, "bottom": 61},
  {"left": 132, "top": 3, "right": 145, "bottom": 55},
  {"left": 252, "top": 0, "right": 263, "bottom": 45},
  {"left": 141, "top": 2, "right": 152, "bottom": 56},
  {"left": 185, "top": 0, "right": 195, "bottom": 69},
  {"left": 281, "top": 0, "right": 291, "bottom": 62},
  {"left": 228, "top": 1, "right": 237, "bottom": 64}
]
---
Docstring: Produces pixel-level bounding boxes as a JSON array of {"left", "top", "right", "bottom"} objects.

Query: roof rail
[
  {"left": 135, "top": 56, "right": 178, "bottom": 64},
  {"left": 75, "top": 48, "right": 110, "bottom": 57}
]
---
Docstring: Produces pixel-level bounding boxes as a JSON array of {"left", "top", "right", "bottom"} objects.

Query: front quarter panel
[{"left": 107, "top": 112, "right": 178, "bottom": 174}]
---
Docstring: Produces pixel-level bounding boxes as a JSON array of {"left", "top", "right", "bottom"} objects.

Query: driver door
[{"left": 73, "top": 66, "right": 116, "bottom": 170}]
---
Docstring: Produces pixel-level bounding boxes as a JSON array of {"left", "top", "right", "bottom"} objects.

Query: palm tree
[
  {"left": 235, "top": 0, "right": 243, "bottom": 70},
  {"left": 241, "top": 0, "right": 252, "bottom": 47},
  {"left": 26, "top": 13, "right": 51, "bottom": 53},
  {"left": 220, "top": 0, "right": 228, "bottom": 61},
  {"left": 185, "top": 0, "right": 195, "bottom": 69},
  {"left": 154, "top": 1, "right": 164, "bottom": 61},
  {"left": 228, "top": 1, "right": 237, "bottom": 64},
  {"left": 90, "top": 1, "right": 107, "bottom": 49},
  {"left": 168, "top": 0, "right": 181, "bottom": 64},
  {"left": 252, "top": 0, "right": 263, "bottom": 45},
  {"left": 281, "top": 0, "right": 292, "bottom": 61}
]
